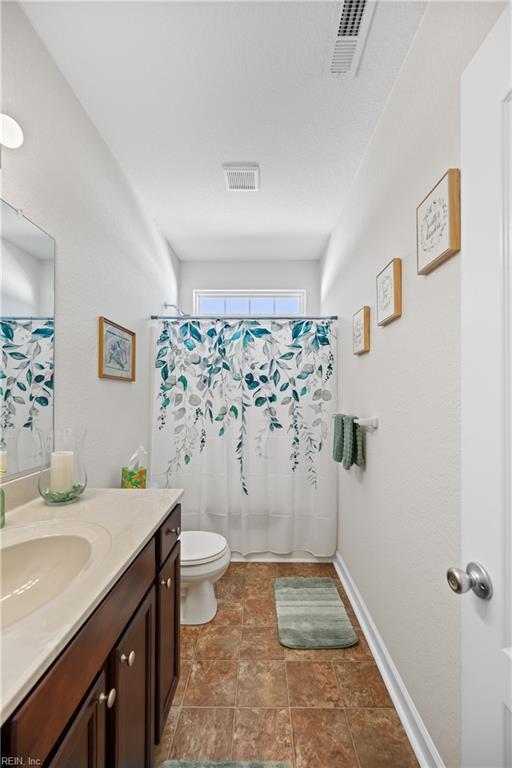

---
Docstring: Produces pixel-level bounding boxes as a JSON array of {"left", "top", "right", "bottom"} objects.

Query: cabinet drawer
[{"left": 157, "top": 504, "right": 181, "bottom": 567}]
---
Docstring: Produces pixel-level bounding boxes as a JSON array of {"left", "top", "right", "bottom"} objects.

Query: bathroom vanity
[{"left": 0, "top": 488, "right": 183, "bottom": 767}]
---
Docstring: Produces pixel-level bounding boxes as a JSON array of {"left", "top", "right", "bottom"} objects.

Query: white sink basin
[{"left": 0, "top": 520, "right": 111, "bottom": 628}]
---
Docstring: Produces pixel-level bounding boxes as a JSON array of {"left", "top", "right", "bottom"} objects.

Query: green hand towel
[
  {"left": 354, "top": 423, "right": 365, "bottom": 468},
  {"left": 342, "top": 415, "right": 355, "bottom": 469},
  {"left": 333, "top": 415, "right": 365, "bottom": 469},
  {"left": 333, "top": 414, "right": 344, "bottom": 462}
]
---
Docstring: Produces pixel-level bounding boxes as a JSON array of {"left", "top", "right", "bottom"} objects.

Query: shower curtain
[{"left": 150, "top": 318, "right": 338, "bottom": 556}]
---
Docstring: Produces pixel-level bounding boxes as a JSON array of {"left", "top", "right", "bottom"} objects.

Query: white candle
[
  {"left": 0, "top": 451, "right": 7, "bottom": 477},
  {"left": 50, "top": 451, "right": 74, "bottom": 493}
]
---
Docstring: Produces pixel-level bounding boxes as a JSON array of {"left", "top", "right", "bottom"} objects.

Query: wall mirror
[{"left": 0, "top": 199, "right": 55, "bottom": 480}]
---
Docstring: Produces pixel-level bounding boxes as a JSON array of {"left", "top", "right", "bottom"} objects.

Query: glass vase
[{"left": 38, "top": 428, "right": 87, "bottom": 505}]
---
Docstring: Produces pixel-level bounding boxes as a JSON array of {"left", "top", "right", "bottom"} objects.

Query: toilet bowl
[{"left": 180, "top": 531, "right": 230, "bottom": 625}]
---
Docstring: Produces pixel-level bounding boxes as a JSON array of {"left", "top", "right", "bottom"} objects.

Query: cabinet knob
[
  {"left": 120, "top": 650, "right": 136, "bottom": 667},
  {"left": 99, "top": 688, "right": 116, "bottom": 708},
  {"left": 160, "top": 577, "right": 172, "bottom": 589},
  {"left": 166, "top": 526, "right": 181, "bottom": 536}
]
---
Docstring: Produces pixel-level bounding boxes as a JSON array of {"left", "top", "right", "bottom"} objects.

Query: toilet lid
[{"left": 180, "top": 531, "right": 228, "bottom": 566}]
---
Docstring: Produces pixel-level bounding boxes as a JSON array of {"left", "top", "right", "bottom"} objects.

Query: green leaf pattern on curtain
[
  {"left": 0, "top": 318, "right": 54, "bottom": 447},
  {"left": 155, "top": 318, "right": 335, "bottom": 494}
]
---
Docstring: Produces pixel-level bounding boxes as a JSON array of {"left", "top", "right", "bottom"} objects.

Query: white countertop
[{"left": 0, "top": 487, "right": 184, "bottom": 724}]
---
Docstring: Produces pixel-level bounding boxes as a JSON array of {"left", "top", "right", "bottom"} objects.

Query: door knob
[
  {"left": 160, "top": 577, "right": 172, "bottom": 589},
  {"left": 446, "top": 562, "right": 493, "bottom": 600},
  {"left": 120, "top": 650, "right": 136, "bottom": 667},
  {"left": 98, "top": 688, "right": 116, "bottom": 708}
]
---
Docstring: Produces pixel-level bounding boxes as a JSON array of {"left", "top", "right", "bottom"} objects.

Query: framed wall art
[
  {"left": 417, "top": 168, "right": 461, "bottom": 274},
  {"left": 353, "top": 306, "right": 370, "bottom": 355},
  {"left": 98, "top": 317, "right": 136, "bottom": 381},
  {"left": 376, "top": 258, "right": 402, "bottom": 326}
]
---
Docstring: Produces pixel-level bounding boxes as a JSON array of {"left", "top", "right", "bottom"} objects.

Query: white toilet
[{"left": 180, "top": 530, "right": 231, "bottom": 625}]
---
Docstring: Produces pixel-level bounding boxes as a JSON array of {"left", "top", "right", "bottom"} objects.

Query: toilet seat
[{"left": 180, "top": 531, "right": 228, "bottom": 567}]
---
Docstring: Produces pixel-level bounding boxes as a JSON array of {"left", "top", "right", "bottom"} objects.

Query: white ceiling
[{"left": 22, "top": 1, "right": 426, "bottom": 262}]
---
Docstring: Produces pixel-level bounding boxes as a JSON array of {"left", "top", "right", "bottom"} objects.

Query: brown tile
[
  {"left": 173, "top": 661, "right": 191, "bottom": 705},
  {"left": 183, "top": 660, "right": 237, "bottom": 706},
  {"left": 348, "top": 709, "right": 418, "bottom": 768},
  {"left": 225, "top": 562, "right": 247, "bottom": 577},
  {"left": 243, "top": 597, "right": 277, "bottom": 626},
  {"left": 291, "top": 708, "right": 358, "bottom": 768},
  {"left": 244, "top": 579, "right": 275, "bottom": 599},
  {"left": 237, "top": 661, "right": 288, "bottom": 707},
  {"left": 245, "top": 562, "right": 278, "bottom": 579},
  {"left": 301, "top": 562, "right": 338, "bottom": 578},
  {"left": 329, "top": 629, "right": 373, "bottom": 661},
  {"left": 170, "top": 707, "right": 234, "bottom": 761},
  {"left": 286, "top": 661, "right": 343, "bottom": 707},
  {"left": 284, "top": 646, "right": 336, "bottom": 661},
  {"left": 215, "top": 574, "right": 245, "bottom": 600},
  {"left": 232, "top": 708, "right": 293, "bottom": 762},
  {"left": 154, "top": 706, "right": 180, "bottom": 764},
  {"left": 196, "top": 625, "right": 241, "bottom": 659},
  {"left": 334, "top": 661, "right": 392, "bottom": 707},
  {"left": 180, "top": 626, "right": 201, "bottom": 659},
  {"left": 213, "top": 600, "right": 243, "bottom": 625},
  {"left": 275, "top": 562, "right": 315, "bottom": 577},
  {"left": 240, "top": 626, "right": 284, "bottom": 660}
]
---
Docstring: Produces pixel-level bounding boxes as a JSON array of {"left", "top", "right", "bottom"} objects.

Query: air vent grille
[
  {"left": 331, "top": 39, "right": 358, "bottom": 74},
  {"left": 329, "top": 0, "right": 375, "bottom": 76},
  {"left": 338, "top": 0, "right": 366, "bottom": 37},
  {"left": 223, "top": 164, "right": 259, "bottom": 192}
]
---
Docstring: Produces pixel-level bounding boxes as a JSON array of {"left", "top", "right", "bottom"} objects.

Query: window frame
[{"left": 192, "top": 289, "right": 306, "bottom": 317}]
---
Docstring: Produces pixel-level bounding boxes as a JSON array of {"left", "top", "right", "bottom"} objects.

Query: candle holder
[{"left": 38, "top": 428, "right": 87, "bottom": 506}]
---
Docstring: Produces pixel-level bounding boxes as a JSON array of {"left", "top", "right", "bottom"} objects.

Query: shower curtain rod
[{"left": 150, "top": 314, "right": 338, "bottom": 321}]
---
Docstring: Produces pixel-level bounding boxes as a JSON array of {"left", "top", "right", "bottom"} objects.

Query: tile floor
[{"left": 155, "top": 562, "right": 419, "bottom": 768}]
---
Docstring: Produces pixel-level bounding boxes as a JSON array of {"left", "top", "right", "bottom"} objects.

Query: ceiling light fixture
[{"left": 0, "top": 114, "right": 24, "bottom": 149}]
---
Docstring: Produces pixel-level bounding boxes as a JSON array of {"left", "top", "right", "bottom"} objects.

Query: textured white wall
[
  {"left": 179, "top": 260, "right": 320, "bottom": 314},
  {"left": 320, "top": 3, "right": 504, "bottom": 765},
  {"left": 2, "top": 3, "right": 180, "bottom": 487}
]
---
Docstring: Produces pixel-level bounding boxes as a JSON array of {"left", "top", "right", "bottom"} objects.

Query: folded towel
[
  {"left": 333, "top": 414, "right": 365, "bottom": 469},
  {"left": 332, "top": 414, "right": 344, "bottom": 462}
]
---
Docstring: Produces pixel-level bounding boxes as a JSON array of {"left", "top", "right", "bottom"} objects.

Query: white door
[{"left": 461, "top": 5, "right": 512, "bottom": 767}]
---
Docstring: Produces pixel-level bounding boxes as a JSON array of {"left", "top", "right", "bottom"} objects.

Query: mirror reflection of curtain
[
  {"left": 151, "top": 318, "right": 338, "bottom": 556},
  {"left": 0, "top": 318, "right": 54, "bottom": 475}
]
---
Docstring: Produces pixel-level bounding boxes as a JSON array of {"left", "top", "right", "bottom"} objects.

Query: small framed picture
[
  {"left": 353, "top": 306, "right": 370, "bottom": 355},
  {"left": 98, "top": 317, "right": 136, "bottom": 381},
  {"left": 376, "top": 258, "right": 402, "bottom": 326},
  {"left": 417, "top": 168, "right": 461, "bottom": 274}
]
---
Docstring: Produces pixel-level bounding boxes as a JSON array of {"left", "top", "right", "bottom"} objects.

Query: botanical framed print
[
  {"left": 98, "top": 317, "right": 136, "bottom": 381},
  {"left": 353, "top": 306, "right": 370, "bottom": 355},
  {"left": 376, "top": 258, "right": 402, "bottom": 326},
  {"left": 417, "top": 168, "right": 461, "bottom": 274}
]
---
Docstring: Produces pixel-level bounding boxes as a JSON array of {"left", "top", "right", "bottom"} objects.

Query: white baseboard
[
  {"left": 231, "top": 551, "right": 333, "bottom": 563},
  {"left": 333, "top": 550, "right": 445, "bottom": 768}
]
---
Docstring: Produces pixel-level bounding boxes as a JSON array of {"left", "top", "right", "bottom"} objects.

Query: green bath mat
[
  {"left": 161, "top": 763, "right": 292, "bottom": 768},
  {"left": 274, "top": 577, "right": 359, "bottom": 650}
]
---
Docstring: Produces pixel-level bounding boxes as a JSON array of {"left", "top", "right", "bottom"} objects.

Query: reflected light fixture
[{"left": 0, "top": 114, "right": 24, "bottom": 149}]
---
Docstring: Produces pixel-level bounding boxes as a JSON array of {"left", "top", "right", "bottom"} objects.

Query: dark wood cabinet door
[
  {"left": 47, "top": 671, "right": 107, "bottom": 768},
  {"left": 155, "top": 541, "right": 181, "bottom": 742},
  {"left": 111, "top": 587, "right": 155, "bottom": 768}
]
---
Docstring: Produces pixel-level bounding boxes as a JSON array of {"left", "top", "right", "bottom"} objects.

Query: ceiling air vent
[
  {"left": 223, "top": 164, "right": 259, "bottom": 192},
  {"left": 329, "top": 0, "right": 376, "bottom": 76}
]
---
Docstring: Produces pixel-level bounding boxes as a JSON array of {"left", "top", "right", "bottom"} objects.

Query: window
[{"left": 193, "top": 290, "right": 306, "bottom": 316}]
